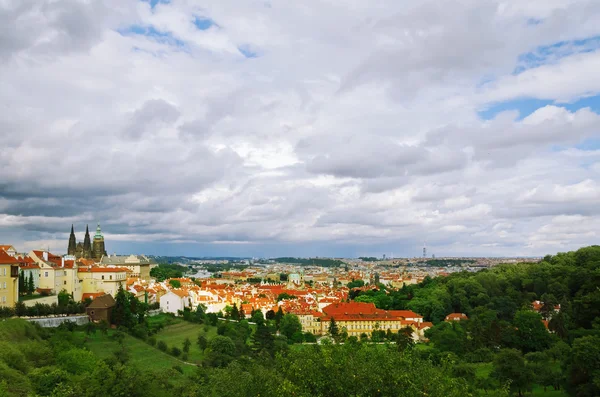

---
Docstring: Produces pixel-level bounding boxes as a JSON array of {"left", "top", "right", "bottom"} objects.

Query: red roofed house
[
  {"left": 0, "top": 249, "right": 21, "bottom": 307},
  {"left": 445, "top": 313, "right": 469, "bottom": 322},
  {"left": 0, "top": 245, "right": 17, "bottom": 257},
  {"left": 320, "top": 302, "right": 424, "bottom": 338}
]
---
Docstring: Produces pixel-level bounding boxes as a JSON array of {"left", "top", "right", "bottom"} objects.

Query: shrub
[
  {"left": 157, "top": 341, "right": 168, "bottom": 352},
  {"left": 171, "top": 347, "right": 182, "bottom": 357},
  {"left": 172, "top": 365, "right": 183, "bottom": 374},
  {"left": 147, "top": 336, "right": 157, "bottom": 347}
]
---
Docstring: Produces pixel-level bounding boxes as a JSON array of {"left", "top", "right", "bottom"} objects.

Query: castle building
[{"left": 68, "top": 224, "right": 107, "bottom": 261}]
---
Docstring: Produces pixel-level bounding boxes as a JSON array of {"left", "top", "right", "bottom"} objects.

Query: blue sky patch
[
  {"left": 118, "top": 24, "right": 186, "bottom": 48},
  {"left": 514, "top": 35, "right": 600, "bottom": 75},
  {"left": 478, "top": 98, "right": 553, "bottom": 120},
  {"left": 142, "top": 0, "right": 170, "bottom": 9},
  {"left": 479, "top": 94, "right": 600, "bottom": 121},
  {"left": 194, "top": 17, "right": 215, "bottom": 30},
  {"left": 238, "top": 45, "right": 258, "bottom": 58}
]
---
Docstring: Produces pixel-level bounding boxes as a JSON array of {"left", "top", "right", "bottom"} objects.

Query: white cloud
[{"left": 1, "top": 0, "right": 599, "bottom": 257}]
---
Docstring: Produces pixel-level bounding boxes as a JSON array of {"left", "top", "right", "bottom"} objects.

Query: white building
[{"left": 160, "top": 290, "right": 191, "bottom": 314}]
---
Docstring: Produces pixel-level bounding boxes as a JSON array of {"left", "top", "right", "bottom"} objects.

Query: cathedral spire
[
  {"left": 67, "top": 224, "right": 77, "bottom": 256},
  {"left": 83, "top": 224, "right": 92, "bottom": 259}
]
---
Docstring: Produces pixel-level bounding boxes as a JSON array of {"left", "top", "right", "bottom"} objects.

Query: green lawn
[
  {"left": 83, "top": 330, "right": 196, "bottom": 376},
  {"left": 155, "top": 319, "right": 217, "bottom": 364}
]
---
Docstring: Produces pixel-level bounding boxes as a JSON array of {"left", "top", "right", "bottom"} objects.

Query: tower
[
  {"left": 83, "top": 225, "right": 92, "bottom": 259},
  {"left": 67, "top": 225, "right": 77, "bottom": 256},
  {"left": 423, "top": 242, "right": 427, "bottom": 258},
  {"left": 92, "top": 223, "right": 107, "bottom": 260}
]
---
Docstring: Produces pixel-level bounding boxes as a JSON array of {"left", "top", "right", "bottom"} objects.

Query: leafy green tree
[
  {"left": 230, "top": 303, "right": 240, "bottom": 321},
  {"left": 328, "top": 317, "right": 339, "bottom": 340},
  {"left": 197, "top": 334, "right": 208, "bottom": 350},
  {"left": 57, "top": 289, "right": 71, "bottom": 307},
  {"left": 168, "top": 279, "right": 181, "bottom": 288},
  {"left": 183, "top": 337, "right": 191, "bottom": 353},
  {"left": 280, "top": 314, "right": 302, "bottom": 341},
  {"left": 277, "top": 292, "right": 297, "bottom": 301},
  {"left": 566, "top": 335, "right": 600, "bottom": 397},
  {"left": 111, "top": 286, "right": 135, "bottom": 329},
  {"left": 205, "top": 336, "right": 236, "bottom": 367},
  {"left": 251, "top": 309, "right": 265, "bottom": 325},
  {"left": 512, "top": 310, "right": 551, "bottom": 352},
  {"left": 491, "top": 349, "right": 532, "bottom": 397},
  {"left": 252, "top": 321, "right": 275, "bottom": 356},
  {"left": 274, "top": 307, "right": 284, "bottom": 328}
]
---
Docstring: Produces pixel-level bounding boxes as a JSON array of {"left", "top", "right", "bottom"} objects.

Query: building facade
[{"left": 0, "top": 250, "right": 20, "bottom": 307}]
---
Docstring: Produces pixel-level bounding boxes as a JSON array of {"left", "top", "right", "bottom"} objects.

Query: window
[
  {"left": 64, "top": 271, "right": 67, "bottom": 276},
  {"left": 45, "top": 272, "right": 48, "bottom": 277},
  {"left": 101, "top": 276, "right": 104, "bottom": 280},
  {"left": 2, "top": 296, "right": 6, "bottom": 303},
  {"left": 2, "top": 268, "right": 6, "bottom": 276},
  {"left": 110, "top": 275, "right": 112, "bottom": 280},
  {"left": 2, "top": 282, "right": 6, "bottom": 289},
  {"left": 64, "top": 281, "right": 67, "bottom": 285}
]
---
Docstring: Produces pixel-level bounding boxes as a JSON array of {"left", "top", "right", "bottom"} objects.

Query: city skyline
[{"left": 1, "top": 0, "right": 600, "bottom": 257}]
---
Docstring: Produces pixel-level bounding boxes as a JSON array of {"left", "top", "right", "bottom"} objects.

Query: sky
[{"left": 1, "top": 0, "right": 600, "bottom": 258}]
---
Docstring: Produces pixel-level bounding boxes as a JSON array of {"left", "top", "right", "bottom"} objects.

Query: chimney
[
  {"left": 62, "top": 257, "right": 65, "bottom": 267},
  {"left": 43, "top": 251, "right": 48, "bottom": 261}
]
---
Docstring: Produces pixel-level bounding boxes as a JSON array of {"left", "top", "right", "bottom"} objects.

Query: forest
[{"left": 0, "top": 245, "right": 598, "bottom": 396}]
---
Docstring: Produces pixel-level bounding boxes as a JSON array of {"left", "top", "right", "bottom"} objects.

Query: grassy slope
[
  {"left": 154, "top": 320, "right": 217, "bottom": 364},
  {"left": 83, "top": 330, "right": 197, "bottom": 375}
]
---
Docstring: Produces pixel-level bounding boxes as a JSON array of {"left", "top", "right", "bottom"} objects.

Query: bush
[
  {"left": 157, "top": 341, "right": 168, "bottom": 352},
  {"left": 171, "top": 347, "right": 182, "bottom": 357},
  {"left": 181, "top": 353, "right": 188, "bottom": 361},
  {"left": 172, "top": 365, "right": 184, "bottom": 374},
  {"left": 147, "top": 336, "right": 157, "bottom": 347}
]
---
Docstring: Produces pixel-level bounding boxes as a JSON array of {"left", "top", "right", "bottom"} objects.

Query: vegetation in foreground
[{"left": 0, "top": 245, "right": 599, "bottom": 396}]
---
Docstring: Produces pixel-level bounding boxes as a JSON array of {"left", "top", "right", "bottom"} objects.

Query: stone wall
[
  {"left": 26, "top": 315, "right": 89, "bottom": 328},
  {"left": 22, "top": 295, "right": 58, "bottom": 307}
]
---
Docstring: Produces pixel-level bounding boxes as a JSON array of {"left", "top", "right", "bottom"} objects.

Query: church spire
[
  {"left": 83, "top": 224, "right": 92, "bottom": 259},
  {"left": 67, "top": 224, "right": 77, "bottom": 256}
]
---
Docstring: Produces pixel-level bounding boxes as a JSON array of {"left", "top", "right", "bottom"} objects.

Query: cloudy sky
[{"left": 1, "top": 0, "right": 599, "bottom": 258}]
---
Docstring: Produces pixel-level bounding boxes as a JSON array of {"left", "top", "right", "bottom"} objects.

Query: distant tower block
[
  {"left": 423, "top": 243, "right": 427, "bottom": 258},
  {"left": 383, "top": 254, "right": 386, "bottom": 260}
]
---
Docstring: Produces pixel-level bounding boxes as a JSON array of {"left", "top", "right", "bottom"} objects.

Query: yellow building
[
  {"left": 78, "top": 267, "right": 128, "bottom": 297},
  {"left": 0, "top": 249, "right": 20, "bottom": 307}
]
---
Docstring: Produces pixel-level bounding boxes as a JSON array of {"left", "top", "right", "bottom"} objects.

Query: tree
[
  {"left": 19, "top": 271, "right": 25, "bottom": 295},
  {"left": 183, "top": 337, "right": 191, "bottom": 353},
  {"left": 567, "top": 335, "right": 600, "bottom": 397},
  {"left": 277, "top": 292, "right": 297, "bottom": 301},
  {"left": 58, "top": 289, "right": 71, "bottom": 307},
  {"left": 396, "top": 326, "right": 414, "bottom": 351},
  {"left": 197, "top": 334, "right": 208, "bottom": 350},
  {"left": 206, "top": 336, "right": 236, "bottom": 367},
  {"left": 28, "top": 273, "right": 35, "bottom": 295},
  {"left": 112, "top": 286, "right": 135, "bottom": 329},
  {"left": 491, "top": 349, "right": 533, "bottom": 397},
  {"left": 328, "top": 317, "right": 339, "bottom": 340},
  {"left": 280, "top": 314, "right": 302, "bottom": 341},
  {"left": 251, "top": 309, "right": 265, "bottom": 325},
  {"left": 265, "top": 310, "right": 275, "bottom": 320},
  {"left": 230, "top": 303, "right": 240, "bottom": 321},
  {"left": 168, "top": 279, "right": 181, "bottom": 288},
  {"left": 274, "top": 307, "right": 284, "bottom": 328},
  {"left": 252, "top": 321, "right": 275, "bottom": 356},
  {"left": 512, "top": 310, "right": 551, "bottom": 353}
]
